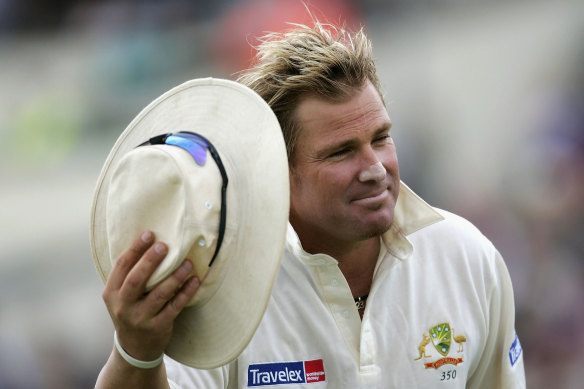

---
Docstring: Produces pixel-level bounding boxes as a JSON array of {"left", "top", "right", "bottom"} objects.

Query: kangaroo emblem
[{"left": 414, "top": 333, "right": 432, "bottom": 360}]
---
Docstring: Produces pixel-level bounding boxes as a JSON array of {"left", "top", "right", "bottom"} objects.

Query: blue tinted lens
[{"left": 165, "top": 133, "right": 209, "bottom": 166}]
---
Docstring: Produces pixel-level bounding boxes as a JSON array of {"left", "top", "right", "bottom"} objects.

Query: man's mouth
[{"left": 351, "top": 187, "right": 390, "bottom": 206}]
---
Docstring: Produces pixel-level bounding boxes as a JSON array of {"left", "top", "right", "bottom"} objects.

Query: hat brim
[{"left": 90, "top": 78, "right": 289, "bottom": 369}]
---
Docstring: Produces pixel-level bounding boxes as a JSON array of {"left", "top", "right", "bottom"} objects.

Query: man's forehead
[{"left": 295, "top": 86, "right": 389, "bottom": 132}]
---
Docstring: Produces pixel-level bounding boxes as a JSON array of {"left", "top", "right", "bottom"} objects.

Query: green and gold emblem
[{"left": 429, "top": 323, "right": 451, "bottom": 356}]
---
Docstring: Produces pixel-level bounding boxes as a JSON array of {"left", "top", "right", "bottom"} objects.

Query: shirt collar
[
  {"left": 285, "top": 181, "right": 444, "bottom": 261},
  {"left": 382, "top": 181, "right": 443, "bottom": 259}
]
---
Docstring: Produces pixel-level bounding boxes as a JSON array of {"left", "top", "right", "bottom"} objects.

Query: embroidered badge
[
  {"left": 247, "top": 359, "right": 326, "bottom": 387},
  {"left": 508, "top": 332, "right": 522, "bottom": 367},
  {"left": 430, "top": 323, "right": 451, "bottom": 356},
  {"left": 414, "top": 322, "right": 466, "bottom": 369}
]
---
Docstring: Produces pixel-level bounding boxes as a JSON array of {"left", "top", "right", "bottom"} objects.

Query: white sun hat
[{"left": 90, "top": 78, "right": 289, "bottom": 369}]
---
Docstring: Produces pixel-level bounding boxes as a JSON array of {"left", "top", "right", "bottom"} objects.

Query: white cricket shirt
[{"left": 167, "top": 183, "right": 526, "bottom": 388}]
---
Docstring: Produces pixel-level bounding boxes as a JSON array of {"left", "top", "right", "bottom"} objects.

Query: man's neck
[{"left": 296, "top": 228, "right": 381, "bottom": 298}]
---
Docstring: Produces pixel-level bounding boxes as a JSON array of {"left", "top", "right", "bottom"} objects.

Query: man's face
[{"left": 289, "top": 81, "right": 400, "bottom": 246}]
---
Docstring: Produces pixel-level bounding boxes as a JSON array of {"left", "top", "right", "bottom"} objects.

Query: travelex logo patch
[
  {"left": 508, "top": 332, "right": 523, "bottom": 367},
  {"left": 248, "top": 359, "right": 325, "bottom": 386}
]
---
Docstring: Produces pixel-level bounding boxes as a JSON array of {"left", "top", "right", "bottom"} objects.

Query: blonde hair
[{"left": 237, "top": 22, "right": 383, "bottom": 160}]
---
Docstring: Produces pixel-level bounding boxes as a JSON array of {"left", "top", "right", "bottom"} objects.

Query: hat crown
[{"left": 106, "top": 144, "right": 226, "bottom": 291}]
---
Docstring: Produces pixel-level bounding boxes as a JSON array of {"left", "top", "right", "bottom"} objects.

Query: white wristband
[{"left": 114, "top": 331, "right": 164, "bottom": 369}]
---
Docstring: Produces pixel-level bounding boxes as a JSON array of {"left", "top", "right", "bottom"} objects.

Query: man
[{"left": 96, "top": 23, "right": 525, "bottom": 388}]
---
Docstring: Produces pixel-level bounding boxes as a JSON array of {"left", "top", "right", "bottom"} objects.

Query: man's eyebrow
[{"left": 376, "top": 122, "right": 392, "bottom": 134}]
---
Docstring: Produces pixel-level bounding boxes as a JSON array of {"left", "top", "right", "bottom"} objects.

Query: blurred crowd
[{"left": 0, "top": 0, "right": 582, "bottom": 388}]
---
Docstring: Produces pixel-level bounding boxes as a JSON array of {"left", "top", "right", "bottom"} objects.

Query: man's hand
[{"left": 103, "top": 230, "right": 200, "bottom": 362}]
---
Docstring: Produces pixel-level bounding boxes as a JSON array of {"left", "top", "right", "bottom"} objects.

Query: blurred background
[{"left": 0, "top": 0, "right": 582, "bottom": 387}]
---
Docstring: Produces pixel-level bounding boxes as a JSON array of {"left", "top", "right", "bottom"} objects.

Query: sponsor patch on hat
[
  {"left": 247, "top": 359, "right": 325, "bottom": 386},
  {"left": 508, "top": 332, "right": 522, "bottom": 367}
]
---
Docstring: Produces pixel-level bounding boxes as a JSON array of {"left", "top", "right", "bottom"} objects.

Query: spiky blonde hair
[{"left": 237, "top": 22, "right": 383, "bottom": 161}]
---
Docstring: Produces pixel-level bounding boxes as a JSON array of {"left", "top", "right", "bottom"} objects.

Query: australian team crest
[
  {"left": 414, "top": 322, "right": 466, "bottom": 370},
  {"left": 429, "top": 323, "right": 451, "bottom": 356}
]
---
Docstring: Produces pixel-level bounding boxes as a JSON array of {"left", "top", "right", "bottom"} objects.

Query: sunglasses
[{"left": 139, "top": 131, "right": 228, "bottom": 267}]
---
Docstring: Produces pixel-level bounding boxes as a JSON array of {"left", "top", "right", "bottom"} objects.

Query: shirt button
[
  {"left": 342, "top": 310, "right": 350, "bottom": 318},
  {"left": 331, "top": 278, "right": 339, "bottom": 286}
]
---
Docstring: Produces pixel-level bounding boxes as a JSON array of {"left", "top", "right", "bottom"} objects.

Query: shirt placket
[{"left": 312, "top": 255, "right": 362, "bottom": 363}]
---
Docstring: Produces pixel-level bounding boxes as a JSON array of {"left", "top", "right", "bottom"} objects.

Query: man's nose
[{"left": 359, "top": 161, "right": 386, "bottom": 183}]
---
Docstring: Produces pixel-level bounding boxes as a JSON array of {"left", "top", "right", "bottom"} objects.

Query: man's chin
[
  {"left": 361, "top": 223, "right": 392, "bottom": 240},
  {"left": 354, "top": 214, "right": 394, "bottom": 240}
]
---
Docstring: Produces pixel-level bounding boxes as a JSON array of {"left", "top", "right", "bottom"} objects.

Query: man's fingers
[
  {"left": 157, "top": 275, "right": 200, "bottom": 323},
  {"left": 144, "top": 260, "right": 194, "bottom": 315},
  {"left": 106, "top": 231, "right": 155, "bottom": 291},
  {"left": 119, "top": 240, "right": 168, "bottom": 302}
]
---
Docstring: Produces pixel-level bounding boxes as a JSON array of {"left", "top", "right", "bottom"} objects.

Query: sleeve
[
  {"left": 165, "top": 355, "right": 236, "bottom": 389},
  {"left": 467, "top": 251, "right": 526, "bottom": 389}
]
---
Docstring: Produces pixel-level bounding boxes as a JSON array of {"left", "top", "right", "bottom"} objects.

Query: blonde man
[{"left": 96, "top": 23, "right": 525, "bottom": 388}]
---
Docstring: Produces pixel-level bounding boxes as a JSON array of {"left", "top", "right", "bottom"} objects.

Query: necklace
[{"left": 354, "top": 294, "right": 368, "bottom": 310}]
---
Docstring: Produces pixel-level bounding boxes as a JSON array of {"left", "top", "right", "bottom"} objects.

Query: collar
[
  {"left": 382, "top": 181, "right": 443, "bottom": 260},
  {"left": 285, "top": 181, "right": 444, "bottom": 262}
]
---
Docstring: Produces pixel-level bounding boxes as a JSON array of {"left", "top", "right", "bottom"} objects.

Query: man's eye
[
  {"left": 328, "top": 149, "right": 350, "bottom": 158},
  {"left": 373, "top": 135, "right": 391, "bottom": 145}
]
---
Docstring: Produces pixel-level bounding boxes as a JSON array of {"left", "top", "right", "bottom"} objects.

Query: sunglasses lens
[{"left": 165, "top": 134, "right": 208, "bottom": 166}]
